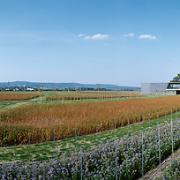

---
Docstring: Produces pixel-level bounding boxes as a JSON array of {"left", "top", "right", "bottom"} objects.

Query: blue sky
[{"left": 0, "top": 0, "right": 180, "bottom": 86}]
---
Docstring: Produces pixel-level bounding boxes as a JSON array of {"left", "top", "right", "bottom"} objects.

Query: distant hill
[{"left": 0, "top": 81, "right": 140, "bottom": 91}]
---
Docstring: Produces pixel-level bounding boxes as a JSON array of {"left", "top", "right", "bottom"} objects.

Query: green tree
[{"left": 171, "top": 74, "right": 180, "bottom": 82}]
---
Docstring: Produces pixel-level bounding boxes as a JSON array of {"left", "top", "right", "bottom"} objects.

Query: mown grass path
[{"left": 0, "top": 94, "right": 45, "bottom": 110}]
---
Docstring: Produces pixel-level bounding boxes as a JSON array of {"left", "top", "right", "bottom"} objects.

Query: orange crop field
[
  {"left": 0, "top": 92, "right": 40, "bottom": 101},
  {"left": 0, "top": 96, "right": 180, "bottom": 146},
  {"left": 46, "top": 91, "right": 141, "bottom": 101}
]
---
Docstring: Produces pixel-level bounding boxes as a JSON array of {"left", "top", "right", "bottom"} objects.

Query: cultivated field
[
  {"left": 1, "top": 119, "right": 179, "bottom": 179},
  {"left": 0, "top": 95, "right": 180, "bottom": 146},
  {"left": 0, "top": 91, "right": 180, "bottom": 179},
  {"left": 46, "top": 91, "right": 141, "bottom": 101},
  {"left": 0, "top": 92, "right": 40, "bottom": 101}
]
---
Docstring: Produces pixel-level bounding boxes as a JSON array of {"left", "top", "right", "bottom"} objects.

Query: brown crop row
[
  {"left": 0, "top": 92, "right": 40, "bottom": 101},
  {"left": 47, "top": 91, "right": 141, "bottom": 101},
  {"left": 0, "top": 96, "right": 180, "bottom": 146}
]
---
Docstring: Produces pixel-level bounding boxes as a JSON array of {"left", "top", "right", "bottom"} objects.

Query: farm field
[
  {"left": 0, "top": 91, "right": 143, "bottom": 144},
  {"left": 0, "top": 117, "right": 179, "bottom": 179},
  {"left": 0, "top": 92, "right": 40, "bottom": 101},
  {"left": 0, "top": 95, "right": 180, "bottom": 146},
  {"left": 0, "top": 110, "right": 179, "bottom": 163},
  {"left": 46, "top": 91, "right": 141, "bottom": 101},
  {"left": 0, "top": 91, "right": 180, "bottom": 179}
]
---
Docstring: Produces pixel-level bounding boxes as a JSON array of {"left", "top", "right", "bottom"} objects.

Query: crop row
[
  {"left": 1, "top": 96, "right": 180, "bottom": 146},
  {"left": 46, "top": 91, "right": 141, "bottom": 101},
  {"left": 0, "top": 92, "right": 40, "bottom": 101},
  {"left": 0, "top": 119, "right": 179, "bottom": 179}
]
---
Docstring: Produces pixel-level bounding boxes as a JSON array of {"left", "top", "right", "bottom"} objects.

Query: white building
[{"left": 166, "top": 82, "right": 180, "bottom": 95}]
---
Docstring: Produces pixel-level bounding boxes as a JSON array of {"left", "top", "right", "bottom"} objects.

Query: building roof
[{"left": 168, "top": 81, "right": 180, "bottom": 84}]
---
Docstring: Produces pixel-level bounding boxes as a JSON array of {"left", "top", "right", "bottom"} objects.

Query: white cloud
[
  {"left": 78, "top": 33, "right": 110, "bottom": 41},
  {"left": 124, "top": 33, "right": 135, "bottom": 38},
  {"left": 138, "top": 34, "right": 157, "bottom": 40}
]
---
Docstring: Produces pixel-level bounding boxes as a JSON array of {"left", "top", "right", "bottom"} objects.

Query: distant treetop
[{"left": 171, "top": 74, "right": 180, "bottom": 82}]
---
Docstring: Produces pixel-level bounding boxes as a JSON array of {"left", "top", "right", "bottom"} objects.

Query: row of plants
[
  {"left": 0, "top": 119, "right": 179, "bottom": 179},
  {"left": 46, "top": 91, "right": 141, "bottom": 101},
  {"left": 0, "top": 92, "right": 40, "bottom": 101}
]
